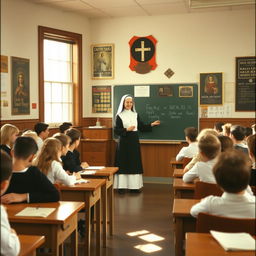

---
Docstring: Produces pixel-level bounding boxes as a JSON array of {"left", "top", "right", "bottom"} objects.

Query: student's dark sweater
[
  {"left": 0, "top": 144, "right": 11, "bottom": 156},
  {"left": 61, "top": 149, "right": 82, "bottom": 173},
  {"left": 249, "top": 168, "right": 256, "bottom": 186},
  {"left": 5, "top": 166, "right": 60, "bottom": 203}
]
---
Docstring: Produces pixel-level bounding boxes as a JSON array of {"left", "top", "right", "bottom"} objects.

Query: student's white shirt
[
  {"left": 176, "top": 142, "right": 198, "bottom": 161},
  {"left": 183, "top": 158, "right": 217, "bottom": 183},
  {"left": 190, "top": 191, "right": 256, "bottom": 218},
  {"left": 36, "top": 136, "right": 43, "bottom": 152},
  {"left": 1, "top": 205, "right": 20, "bottom": 256},
  {"left": 47, "top": 160, "right": 76, "bottom": 186}
]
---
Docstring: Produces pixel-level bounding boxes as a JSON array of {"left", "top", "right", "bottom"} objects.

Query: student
[
  {"left": 214, "top": 122, "right": 224, "bottom": 135},
  {"left": 176, "top": 127, "right": 198, "bottom": 161},
  {"left": 22, "top": 130, "right": 38, "bottom": 142},
  {"left": 36, "top": 138, "right": 80, "bottom": 185},
  {"left": 244, "top": 127, "right": 253, "bottom": 142},
  {"left": 59, "top": 122, "right": 72, "bottom": 134},
  {"left": 1, "top": 137, "right": 59, "bottom": 204},
  {"left": 190, "top": 150, "right": 255, "bottom": 218},
  {"left": 183, "top": 129, "right": 219, "bottom": 173},
  {"left": 0, "top": 151, "right": 20, "bottom": 256},
  {"left": 217, "top": 135, "right": 233, "bottom": 152},
  {"left": 251, "top": 124, "right": 256, "bottom": 135},
  {"left": 53, "top": 132, "right": 71, "bottom": 157},
  {"left": 183, "top": 134, "right": 221, "bottom": 184},
  {"left": 34, "top": 122, "right": 49, "bottom": 152},
  {"left": 62, "top": 128, "right": 89, "bottom": 172},
  {"left": 230, "top": 125, "right": 248, "bottom": 154},
  {"left": 0, "top": 124, "right": 19, "bottom": 156},
  {"left": 222, "top": 123, "right": 232, "bottom": 137},
  {"left": 247, "top": 134, "right": 256, "bottom": 186}
]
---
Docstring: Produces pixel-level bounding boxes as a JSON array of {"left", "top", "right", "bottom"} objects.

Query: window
[
  {"left": 44, "top": 40, "right": 73, "bottom": 124},
  {"left": 38, "top": 26, "right": 82, "bottom": 126}
]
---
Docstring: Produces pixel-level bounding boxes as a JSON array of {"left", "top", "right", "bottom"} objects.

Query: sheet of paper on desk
[
  {"left": 75, "top": 178, "right": 89, "bottom": 184},
  {"left": 80, "top": 170, "right": 97, "bottom": 175},
  {"left": 84, "top": 166, "right": 105, "bottom": 170},
  {"left": 15, "top": 207, "right": 56, "bottom": 218},
  {"left": 210, "top": 230, "right": 256, "bottom": 251}
]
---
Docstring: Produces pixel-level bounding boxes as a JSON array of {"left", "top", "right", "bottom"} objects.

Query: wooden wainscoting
[{"left": 0, "top": 119, "right": 40, "bottom": 132}]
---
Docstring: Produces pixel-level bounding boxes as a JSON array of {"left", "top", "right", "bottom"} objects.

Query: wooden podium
[{"left": 80, "top": 127, "right": 113, "bottom": 166}]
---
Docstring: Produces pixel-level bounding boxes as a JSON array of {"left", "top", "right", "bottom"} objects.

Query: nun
[{"left": 114, "top": 94, "right": 160, "bottom": 193}]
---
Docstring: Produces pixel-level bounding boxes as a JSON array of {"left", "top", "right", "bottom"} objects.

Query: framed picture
[
  {"left": 158, "top": 85, "right": 173, "bottom": 97},
  {"left": 11, "top": 57, "right": 30, "bottom": 115},
  {"left": 235, "top": 56, "right": 256, "bottom": 111},
  {"left": 91, "top": 44, "right": 114, "bottom": 79},
  {"left": 200, "top": 72, "right": 223, "bottom": 105},
  {"left": 92, "top": 85, "right": 112, "bottom": 113},
  {"left": 179, "top": 86, "right": 193, "bottom": 98}
]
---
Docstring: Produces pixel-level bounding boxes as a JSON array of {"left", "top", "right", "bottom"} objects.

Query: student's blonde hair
[
  {"left": 198, "top": 133, "right": 221, "bottom": 160},
  {"left": 22, "top": 130, "right": 38, "bottom": 142},
  {"left": 36, "top": 138, "right": 62, "bottom": 175},
  {"left": 196, "top": 128, "right": 218, "bottom": 141},
  {"left": 0, "top": 124, "right": 19, "bottom": 145},
  {"left": 222, "top": 123, "right": 232, "bottom": 137}
]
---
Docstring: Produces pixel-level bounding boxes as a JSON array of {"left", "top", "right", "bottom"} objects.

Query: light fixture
[{"left": 189, "top": 0, "right": 255, "bottom": 8}]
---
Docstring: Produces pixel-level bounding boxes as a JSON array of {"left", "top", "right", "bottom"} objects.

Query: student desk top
[
  {"left": 59, "top": 179, "right": 106, "bottom": 256},
  {"left": 80, "top": 167, "right": 118, "bottom": 242},
  {"left": 170, "top": 158, "right": 184, "bottom": 169},
  {"left": 173, "top": 178, "right": 195, "bottom": 198},
  {"left": 186, "top": 233, "right": 256, "bottom": 256},
  {"left": 19, "top": 235, "right": 45, "bottom": 256},
  {"left": 172, "top": 199, "right": 199, "bottom": 256},
  {"left": 6, "top": 201, "right": 84, "bottom": 256},
  {"left": 173, "top": 168, "right": 184, "bottom": 178}
]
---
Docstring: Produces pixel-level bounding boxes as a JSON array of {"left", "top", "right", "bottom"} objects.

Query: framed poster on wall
[
  {"left": 92, "top": 86, "right": 112, "bottom": 113},
  {"left": 200, "top": 72, "right": 223, "bottom": 105},
  {"left": 11, "top": 57, "right": 30, "bottom": 115},
  {"left": 91, "top": 44, "right": 114, "bottom": 79},
  {"left": 235, "top": 56, "right": 256, "bottom": 111}
]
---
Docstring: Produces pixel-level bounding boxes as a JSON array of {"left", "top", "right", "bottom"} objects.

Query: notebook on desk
[
  {"left": 83, "top": 166, "right": 105, "bottom": 170},
  {"left": 16, "top": 207, "right": 56, "bottom": 218},
  {"left": 75, "top": 178, "right": 89, "bottom": 184},
  {"left": 210, "top": 230, "right": 256, "bottom": 251}
]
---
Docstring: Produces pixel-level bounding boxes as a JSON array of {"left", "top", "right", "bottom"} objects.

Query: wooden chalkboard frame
[{"left": 113, "top": 83, "right": 199, "bottom": 141}]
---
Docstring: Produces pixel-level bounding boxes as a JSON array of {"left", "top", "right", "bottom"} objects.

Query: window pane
[
  {"left": 52, "top": 103, "right": 62, "bottom": 123},
  {"left": 45, "top": 103, "right": 52, "bottom": 123},
  {"left": 51, "top": 83, "right": 62, "bottom": 103}
]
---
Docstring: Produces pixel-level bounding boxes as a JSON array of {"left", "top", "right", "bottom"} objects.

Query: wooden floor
[{"left": 74, "top": 183, "right": 175, "bottom": 256}]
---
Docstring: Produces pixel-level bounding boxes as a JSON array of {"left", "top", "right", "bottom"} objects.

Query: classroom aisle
[{"left": 81, "top": 183, "right": 175, "bottom": 256}]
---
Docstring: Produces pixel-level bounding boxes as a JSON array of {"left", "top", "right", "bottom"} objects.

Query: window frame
[{"left": 38, "top": 26, "right": 83, "bottom": 126}]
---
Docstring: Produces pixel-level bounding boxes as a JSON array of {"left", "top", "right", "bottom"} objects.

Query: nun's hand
[
  {"left": 151, "top": 120, "right": 160, "bottom": 127},
  {"left": 127, "top": 126, "right": 135, "bottom": 131}
]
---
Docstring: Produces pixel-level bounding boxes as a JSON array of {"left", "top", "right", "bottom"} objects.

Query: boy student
[
  {"left": 34, "top": 122, "right": 49, "bottom": 151},
  {"left": 1, "top": 150, "right": 20, "bottom": 256},
  {"left": 1, "top": 136, "right": 59, "bottom": 204},
  {"left": 247, "top": 134, "right": 256, "bottom": 186},
  {"left": 190, "top": 150, "right": 255, "bottom": 218},
  {"left": 230, "top": 125, "right": 248, "bottom": 154},
  {"left": 183, "top": 134, "right": 221, "bottom": 184},
  {"left": 62, "top": 128, "right": 89, "bottom": 172},
  {"left": 59, "top": 122, "right": 72, "bottom": 134},
  {"left": 176, "top": 127, "right": 198, "bottom": 161},
  {"left": 214, "top": 122, "right": 224, "bottom": 135}
]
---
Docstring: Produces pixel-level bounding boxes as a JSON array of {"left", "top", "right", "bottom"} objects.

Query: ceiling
[{"left": 24, "top": 0, "right": 255, "bottom": 19}]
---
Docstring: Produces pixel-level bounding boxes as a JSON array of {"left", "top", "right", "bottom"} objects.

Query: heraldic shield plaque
[{"left": 129, "top": 35, "right": 157, "bottom": 74}]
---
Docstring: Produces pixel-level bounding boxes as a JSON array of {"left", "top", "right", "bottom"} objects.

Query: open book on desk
[
  {"left": 83, "top": 166, "right": 105, "bottom": 170},
  {"left": 210, "top": 230, "right": 256, "bottom": 251},
  {"left": 15, "top": 207, "right": 56, "bottom": 218},
  {"left": 75, "top": 178, "right": 89, "bottom": 184}
]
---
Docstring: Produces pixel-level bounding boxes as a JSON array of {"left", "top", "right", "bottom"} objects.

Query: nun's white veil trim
[{"left": 116, "top": 94, "right": 137, "bottom": 116}]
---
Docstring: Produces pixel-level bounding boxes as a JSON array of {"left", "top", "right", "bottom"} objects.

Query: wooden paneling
[
  {"left": 82, "top": 118, "right": 113, "bottom": 128},
  {"left": 82, "top": 128, "right": 112, "bottom": 139},
  {"left": 0, "top": 119, "right": 39, "bottom": 132}
]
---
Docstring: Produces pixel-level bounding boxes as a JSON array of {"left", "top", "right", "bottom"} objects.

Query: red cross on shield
[{"left": 129, "top": 35, "right": 157, "bottom": 74}]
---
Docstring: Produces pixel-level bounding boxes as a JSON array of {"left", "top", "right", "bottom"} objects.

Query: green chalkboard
[{"left": 113, "top": 84, "right": 198, "bottom": 141}]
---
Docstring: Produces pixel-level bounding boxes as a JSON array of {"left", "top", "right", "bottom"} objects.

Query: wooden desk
[
  {"left": 7, "top": 201, "right": 84, "bottom": 256},
  {"left": 186, "top": 233, "right": 256, "bottom": 256},
  {"left": 80, "top": 167, "right": 118, "bottom": 245},
  {"left": 173, "top": 178, "right": 195, "bottom": 198},
  {"left": 59, "top": 179, "right": 106, "bottom": 256},
  {"left": 172, "top": 199, "right": 199, "bottom": 256},
  {"left": 19, "top": 235, "right": 45, "bottom": 256},
  {"left": 173, "top": 168, "right": 184, "bottom": 178},
  {"left": 170, "top": 158, "right": 184, "bottom": 169}
]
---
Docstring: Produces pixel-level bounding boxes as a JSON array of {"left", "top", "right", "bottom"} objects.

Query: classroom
[{"left": 1, "top": 0, "right": 255, "bottom": 255}]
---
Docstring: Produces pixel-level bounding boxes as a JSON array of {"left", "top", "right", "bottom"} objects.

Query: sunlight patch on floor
[
  {"left": 127, "top": 230, "right": 150, "bottom": 237},
  {"left": 139, "top": 233, "right": 165, "bottom": 242},
  {"left": 134, "top": 243, "right": 162, "bottom": 253}
]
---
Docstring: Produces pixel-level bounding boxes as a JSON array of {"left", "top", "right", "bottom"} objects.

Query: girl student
[
  {"left": 36, "top": 137, "right": 81, "bottom": 186},
  {"left": 0, "top": 124, "right": 19, "bottom": 156}
]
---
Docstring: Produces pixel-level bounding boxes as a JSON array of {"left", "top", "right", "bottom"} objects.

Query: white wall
[
  {"left": 1, "top": 0, "right": 255, "bottom": 120},
  {"left": 1, "top": 0, "right": 91, "bottom": 120},
  {"left": 90, "top": 8, "right": 255, "bottom": 118}
]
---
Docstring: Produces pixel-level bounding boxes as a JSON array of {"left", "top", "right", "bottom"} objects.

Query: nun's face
[{"left": 124, "top": 97, "right": 133, "bottom": 110}]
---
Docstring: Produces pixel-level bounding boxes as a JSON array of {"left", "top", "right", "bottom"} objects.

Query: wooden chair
[
  {"left": 54, "top": 183, "right": 61, "bottom": 200},
  {"left": 196, "top": 212, "right": 256, "bottom": 236},
  {"left": 194, "top": 181, "right": 223, "bottom": 199},
  {"left": 251, "top": 186, "right": 256, "bottom": 196}
]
